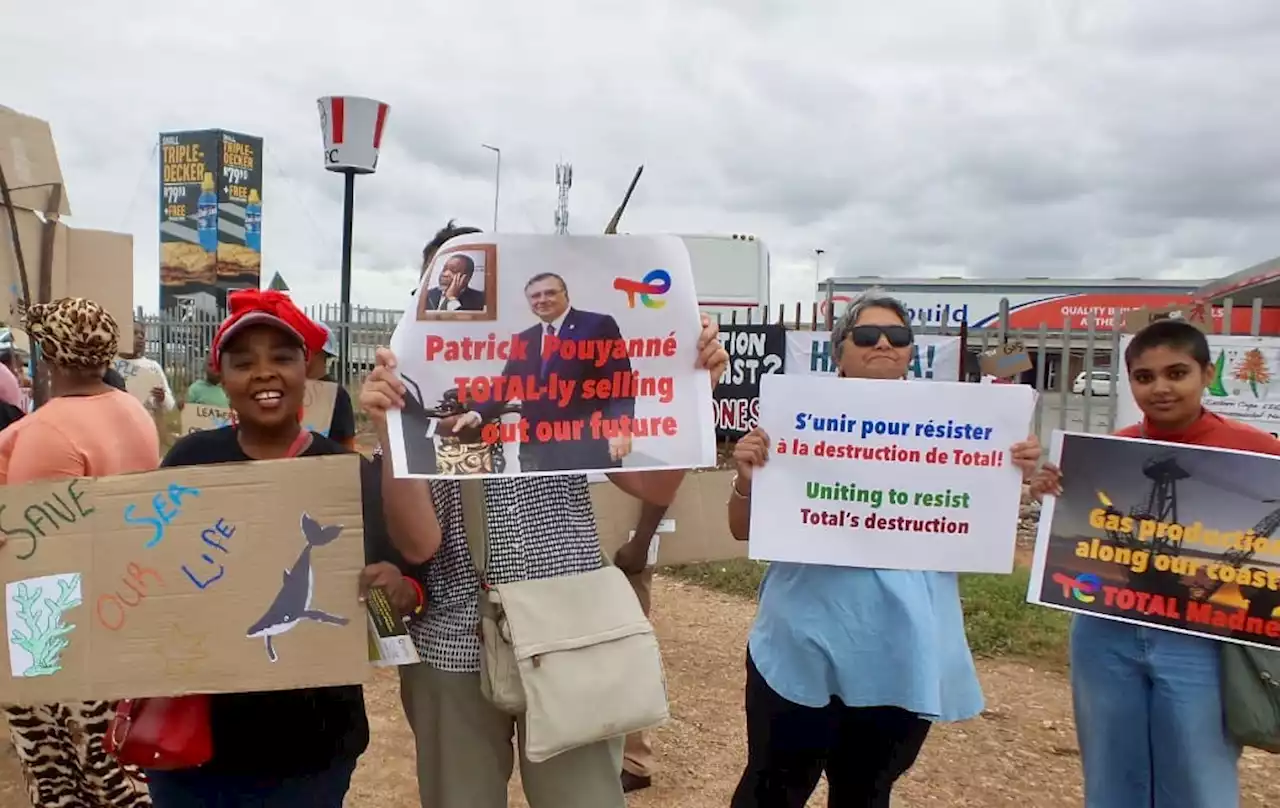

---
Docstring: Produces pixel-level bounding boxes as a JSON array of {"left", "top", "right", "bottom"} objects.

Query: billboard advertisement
[
  {"left": 159, "top": 129, "right": 263, "bottom": 312},
  {"left": 817, "top": 288, "right": 1280, "bottom": 333}
]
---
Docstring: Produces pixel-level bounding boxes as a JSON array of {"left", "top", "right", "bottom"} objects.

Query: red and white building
[
  {"left": 816, "top": 276, "right": 1280, "bottom": 333},
  {"left": 814, "top": 276, "right": 1280, "bottom": 387}
]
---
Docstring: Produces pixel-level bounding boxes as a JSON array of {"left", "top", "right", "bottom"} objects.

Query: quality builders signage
[
  {"left": 0, "top": 455, "right": 368, "bottom": 702},
  {"left": 817, "top": 290, "right": 1280, "bottom": 333},
  {"left": 1029, "top": 432, "right": 1280, "bottom": 650}
]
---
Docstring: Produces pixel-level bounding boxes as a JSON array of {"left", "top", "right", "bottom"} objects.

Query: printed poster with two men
[{"left": 385, "top": 234, "right": 716, "bottom": 477}]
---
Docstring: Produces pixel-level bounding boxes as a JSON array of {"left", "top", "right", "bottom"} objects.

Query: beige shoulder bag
[{"left": 459, "top": 480, "right": 669, "bottom": 762}]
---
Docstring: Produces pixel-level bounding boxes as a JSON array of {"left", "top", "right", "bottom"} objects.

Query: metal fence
[
  {"left": 139, "top": 296, "right": 1271, "bottom": 443},
  {"left": 713, "top": 295, "right": 1273, "bottom": 443},
  {"left": 138, "top": 304, "right": 399, "bottom": 395}
]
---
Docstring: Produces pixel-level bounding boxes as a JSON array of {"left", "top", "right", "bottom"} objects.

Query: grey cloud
[{"left": 6, "top": 0, "right": 1280, "bottom": 310}]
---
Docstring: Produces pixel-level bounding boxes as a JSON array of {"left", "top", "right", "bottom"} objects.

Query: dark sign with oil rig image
[
  {"left": 1028, "top": 432, "right": 1280, "bottom": 650},
  {"left": 159, "top": 130, "right": 263, "bottom": 313}
]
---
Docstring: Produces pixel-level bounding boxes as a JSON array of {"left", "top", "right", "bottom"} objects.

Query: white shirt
[
  {"left": 539, "top": 309, "right": 571, "bottom": 359},
  {"left": 112, "top": 356, "right": 176, "bottom": 411}
]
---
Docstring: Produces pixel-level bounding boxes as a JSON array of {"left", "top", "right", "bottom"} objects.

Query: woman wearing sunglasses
[{"left": 726, "top": 289, "right": 1041, "bottom": 808}]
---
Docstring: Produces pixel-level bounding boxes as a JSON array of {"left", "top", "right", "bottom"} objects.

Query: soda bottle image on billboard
[
  {"left": 159, "top": 130, "right": 220, "bottom": 312},
  {"left": 215, "top": 131, "right": 264, "bottom": 294},
  {"left": 197, "top": 173, "right": 219, "bottom": 252},
  {"left": 245, "top": 189, "right": 262, "bottom": 252}
]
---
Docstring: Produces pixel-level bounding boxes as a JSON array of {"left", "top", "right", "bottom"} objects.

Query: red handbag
[
  {"left": 103, "top": 695, "right": 213, "bottom": 770},
  {"left": 104, "top": 429, "right": 315, "bottom": 770}
]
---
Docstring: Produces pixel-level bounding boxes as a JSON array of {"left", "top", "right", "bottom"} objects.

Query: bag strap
[
  {"left": 459, "top": 480, "right": 490, "bottom": 584},
  {"left": 285, "top": 428, "right": 313, "bottom": 458}
]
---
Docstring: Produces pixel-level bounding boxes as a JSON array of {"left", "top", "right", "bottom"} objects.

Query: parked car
[{"left": 1072, "top": 370, "right": 1112, "bottom": 396}]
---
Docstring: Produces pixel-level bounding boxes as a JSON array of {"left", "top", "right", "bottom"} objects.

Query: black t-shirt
[
  {"left": 160, "top": 427, "right": 395, "bottom": 776},
  {"left": 322, "top": 374, "right": 357, "bottom": 444}
]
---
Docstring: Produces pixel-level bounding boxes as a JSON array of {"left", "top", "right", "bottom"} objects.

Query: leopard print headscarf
[{"left": 23, "top": 297, "right": 120, "bottom": 369}]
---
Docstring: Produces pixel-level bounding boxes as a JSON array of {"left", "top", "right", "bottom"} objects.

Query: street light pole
[
  {"left": 814, "top": 248, "right": 825, "bottom": 289},
  {"left": 482, "top": 143, "right": 501, "bottom": 231}
]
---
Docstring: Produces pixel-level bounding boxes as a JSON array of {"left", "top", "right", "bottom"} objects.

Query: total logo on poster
[{"left": 1115, "top": 334, "right": 1280, "bottom": 437}]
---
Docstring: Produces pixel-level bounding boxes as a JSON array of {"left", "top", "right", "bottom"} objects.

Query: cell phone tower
[{"left": 554, "top": 162, "right": 573, "bottom": 235}]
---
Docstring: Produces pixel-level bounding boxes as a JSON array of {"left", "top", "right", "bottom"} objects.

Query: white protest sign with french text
[
  {"left": 784, "top": 331, "right": 962, "bottom": 381},
  {"left": 750, "top": 374, "right": 1035, "bottom": 573},
  {"left": 386, "top": 234, "right": 715, "bottom": 478}
]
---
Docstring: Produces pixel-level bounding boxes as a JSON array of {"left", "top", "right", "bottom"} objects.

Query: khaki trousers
[
  {"left": 399, "top": 662, "right": 625, "bottom": 808},
  {"left": 622, "top": 565, "right": 658, "bottom": 778}
]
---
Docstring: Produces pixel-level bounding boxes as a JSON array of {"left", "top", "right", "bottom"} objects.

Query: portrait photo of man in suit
[
  {"left": 441, "top": 272, "right": 637, "bottom": 472},
  {"left": 425, "top": 252, "right": 487, "bottom": 312}
]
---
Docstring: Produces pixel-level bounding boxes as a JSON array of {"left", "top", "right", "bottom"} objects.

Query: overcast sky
[{"left": 6, "top": 0, "right": 1280, "bottom": 311}]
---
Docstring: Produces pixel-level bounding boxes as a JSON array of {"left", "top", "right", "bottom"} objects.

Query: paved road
[{"left": 1033, "top": 391, "right": 1116, "bottom": 442}]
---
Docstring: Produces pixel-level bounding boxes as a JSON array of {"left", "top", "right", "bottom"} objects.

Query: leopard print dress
[
  {"left": 6, "top": 300, "right": 150, "bottom": 805},
  {"left": 5, "top": 701, "right": 151, "bottom": 807}
]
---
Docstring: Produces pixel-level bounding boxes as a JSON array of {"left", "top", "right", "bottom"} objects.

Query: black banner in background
[{"left": 714, "top": 324, "right": 786, "bottom": 439}]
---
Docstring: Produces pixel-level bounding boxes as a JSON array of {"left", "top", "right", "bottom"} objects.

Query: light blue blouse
[{"left": 747, "top": 562, "right": 984, "bottom": 722}]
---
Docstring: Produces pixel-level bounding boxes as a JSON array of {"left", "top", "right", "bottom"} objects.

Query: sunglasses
[{"left": 848, "top": 325, "right": 913, "bottom": 348}]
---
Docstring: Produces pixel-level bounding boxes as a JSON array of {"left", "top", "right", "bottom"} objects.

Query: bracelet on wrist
[
  {"left": 403, "top": 576, "right": 426, "bottom": 616},
  {"left": 730, "top": 473, "right": 750, "bottom": 500}
]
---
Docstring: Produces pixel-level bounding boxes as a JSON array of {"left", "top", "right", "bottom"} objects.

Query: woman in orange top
[
  {"left": 1032, "top": 319, "right": 1280, "bottom": 808},
  {"left": 0, "top": 298, "right": 157, "bottom": 807}
]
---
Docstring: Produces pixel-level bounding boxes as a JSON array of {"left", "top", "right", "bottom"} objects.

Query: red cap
[{"left": 210, "top": 290, "right": 328, "bottom": 368}]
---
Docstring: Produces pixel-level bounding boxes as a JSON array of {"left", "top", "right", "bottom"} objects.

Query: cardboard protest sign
[
  {"left": 111, "top": 357, "right": 167, "bottom": 405},
  {"left": 591, "top": 470, "right": 748, "bottom": 566},
  {"left": 1028, "top": 432, "right": 1280, "bottom": 650},
  {"left": 0, "top": 107, "right": 72, "bottom": 215},
  {"left": 180, "top": 404, "right": 233, "bottom": 435},
  {"left": 1, "top": 212, "right": 134, "bottom": 349},
  {"left": 1, "top": 105, "right": 133, "bottom": 345},
  {"left": 302, "top": 380, "right": 339, "bottom": 436},
  {"left": 0, "top": 454, "right": 369, "bottom": 703},
  {"left": 177, "top": 381, "right": 339, "bottom": 437},
  {"left": 1115, "top": 334, "right": 1280, "bottom": 438},
  {"left": 714, "top": 324, "right": 785, "bottom": 439},
  {"left": 1123, "top": 304, "right": 1210, "bottom": 334},
  {"left": 979, "top": 339, "right": 1034, "bottom": 379},
  {"left": 750, "top": 374, "right": 1035, "bottom": 573},
  {"left": 784, "top": 331, "right": 962, "bottom": 381},
  {"left": 386, "top": 234, "right": 716, "bottom": 478}
]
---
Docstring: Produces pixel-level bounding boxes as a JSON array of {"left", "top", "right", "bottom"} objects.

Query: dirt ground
[{"left": 2, "top": 576, "right": 1278, "bottom": 807}]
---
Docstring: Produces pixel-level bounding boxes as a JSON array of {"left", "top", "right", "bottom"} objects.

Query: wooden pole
[{"left": 0, "top": 163, "right": 33, "bottom": 308}]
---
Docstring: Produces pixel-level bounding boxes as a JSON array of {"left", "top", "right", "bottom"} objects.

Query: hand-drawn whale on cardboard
[{"left": 247, "top": 513, "right": 350, "bottom": 662}]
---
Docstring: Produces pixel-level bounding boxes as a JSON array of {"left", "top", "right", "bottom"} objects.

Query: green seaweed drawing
[
  {"left": 1207, "top": 350, "right": 1228, "bottom": 397},
  {"left": 9, "top": 575, "right": 82, "bottom": 677}
]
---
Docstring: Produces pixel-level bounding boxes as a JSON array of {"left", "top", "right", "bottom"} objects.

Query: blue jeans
[
  {"left": 144, "top": 757, "right": 357, "bottom": 808},
  {"left": 1070, "top": 616, "right": 1239, "bottom": 808}
]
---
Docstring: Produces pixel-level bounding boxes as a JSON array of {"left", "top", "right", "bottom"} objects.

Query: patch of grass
[
  {"left": 665, "top": 559, "right": 1069, "bottom": 664},
  {"left": 958, "top": 568, "right": 1069, "bottom": 663},
  {"left": 667, "top": 558, "right": 768, "bottom": 600}
]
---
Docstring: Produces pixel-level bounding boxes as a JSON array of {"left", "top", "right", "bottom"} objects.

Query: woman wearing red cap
[{"left": 140, "top": 290, "right": 441, "bottom": 807}]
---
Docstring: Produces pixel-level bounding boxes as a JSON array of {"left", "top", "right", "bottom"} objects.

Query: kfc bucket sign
[{"left": 317, "top": 96, "right": 389, "bottom": 174}]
